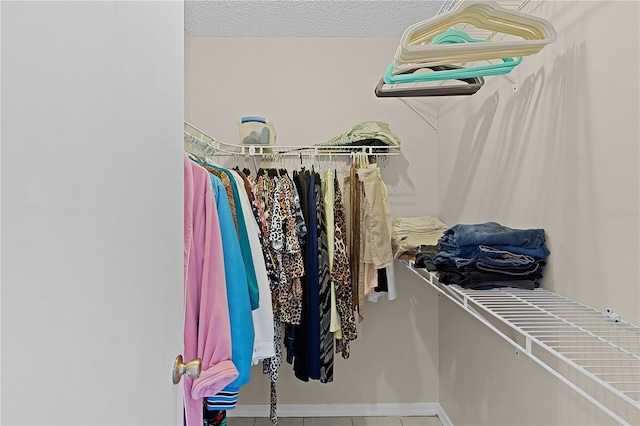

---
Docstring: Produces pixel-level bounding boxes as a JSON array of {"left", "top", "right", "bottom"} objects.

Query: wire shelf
[
  {"left": 401, "top": 260, "right": 640, "bottom": 425},
  {"left": 184, "top": 122, "right": 400, "bottom": 159}
]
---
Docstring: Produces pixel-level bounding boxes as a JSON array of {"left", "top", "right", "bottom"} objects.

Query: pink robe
[{"left": 183, "top": 155, "right": 238, "bottom": 425}]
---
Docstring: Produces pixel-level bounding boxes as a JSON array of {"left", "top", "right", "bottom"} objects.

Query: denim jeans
[
  {"left": 436, "top": 263, "right": 543, "bottom": 288},
  {"left": 433, "top": 245, "right": 549, "bottom": 266},
  {"left": 439, "top": 222, "right": 547, "bottom": 253}
]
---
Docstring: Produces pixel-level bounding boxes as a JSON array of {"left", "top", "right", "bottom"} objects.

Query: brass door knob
[{"left": 172, "top": 355, "right": 202, "bottom": 384}]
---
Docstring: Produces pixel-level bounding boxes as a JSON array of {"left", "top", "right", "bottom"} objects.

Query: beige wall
[
  {"left": 185, "top": 1, "right": 640, "bottom": 422},
  {"left": 437, "top": 0, "right": 639, "bottom": 324},
  {"left": 184, "top": 36, "right": 440, "bottom": 219},
  {"left": 238, "top": 265, "right": 439, "bottom": 405},
  {"left": 436, "top": 1, "right": 640, "bottom": 424}
]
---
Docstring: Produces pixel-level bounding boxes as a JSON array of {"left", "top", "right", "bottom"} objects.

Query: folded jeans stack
[{"left": 433, "top": 222, "right": 550, "bottom": 290}]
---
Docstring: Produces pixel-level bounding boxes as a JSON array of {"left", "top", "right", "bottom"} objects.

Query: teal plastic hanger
[
  {"left": 384, "top": 28, "right": 522, "bottom": 84},
  {"left": 375, "top": 64, "right": 484, "bottom": 98},
  {"left": 432, "top": 28, "right": 487, "bottom": 45}
]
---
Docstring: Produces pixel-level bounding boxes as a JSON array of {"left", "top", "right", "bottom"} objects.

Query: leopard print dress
[
  {"left": 254, "top": 170, "right": 307, "bottom": 425},
  {"left": 333, "top": 176, "right": 357, "bottom": 358}
]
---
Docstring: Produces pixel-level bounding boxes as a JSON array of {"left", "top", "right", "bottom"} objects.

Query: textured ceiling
[{"left": 184, "top": 1, "right": 450, "bottom": 37}]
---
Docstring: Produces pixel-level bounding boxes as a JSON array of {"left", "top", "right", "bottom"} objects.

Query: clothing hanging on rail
[
  {"left": 254, "top": 168, "right": 309, "bottom": 423},
  {"left": 184, "top": 126, "right": 397, "bottom": 425},
  {"left": 229, "top": 169, "right": 277, "bottom": 363},
  {"left": 331, "top": 174, "right": 357, "bottom": 358},
  {"left": 197, "top": 162, "right": 276, "bottom": 365},
  {"left": 316, "top": 172, "right": 334, "bottom": 384},
  {"left": 185, "top": 157, "right": 277, "bottom": 424},
  {"left": 289, "top": 170, "right": 335, "bottom": 383},
  {"left": 357, "top": 161, "right": 397, "bottom": 303},
  {"left": 321, "top": 171, "right": 341, "bottom": 340},
  {"left": 183, "top": 154, "right": 239, "bottom": 426},
  {"left": 344, "top": 155, "right": 396, "bottom": 320},
  {"left": 345, "top": 162, "right": 364, "bottom": 319},
  {"left": 206, "top": 167, "right": 260, "bottom": 311},
  {"left": 204, "top": 174, "right": 255, "bottom": 411}
]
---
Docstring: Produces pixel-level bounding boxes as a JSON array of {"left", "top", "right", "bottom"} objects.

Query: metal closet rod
[{"left": 184, "top": 121, "right": 400, "bottom": 157}]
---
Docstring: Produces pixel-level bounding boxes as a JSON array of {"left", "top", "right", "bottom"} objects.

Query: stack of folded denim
[{"left": 433, "top": 222, "right": 550, "bottom": 290}]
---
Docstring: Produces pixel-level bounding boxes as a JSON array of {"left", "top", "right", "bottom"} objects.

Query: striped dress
[{"left": 316, "top": 174, "right": 334, "bottom": 383}]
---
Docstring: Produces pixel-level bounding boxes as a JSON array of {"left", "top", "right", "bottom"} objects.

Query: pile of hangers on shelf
[{"left": 375, "top": 0, "right": 557, "bottom": 97}]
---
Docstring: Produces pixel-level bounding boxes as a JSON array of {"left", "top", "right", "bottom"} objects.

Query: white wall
[
  {"left": 184, "top": 36, "right": 441, "bottom": 406},
  {"left": 1, "top": 2, "right": 184, "bottom": 424},
  {"left": 435, "top": 1, "right": 640, "bottom": 424}
]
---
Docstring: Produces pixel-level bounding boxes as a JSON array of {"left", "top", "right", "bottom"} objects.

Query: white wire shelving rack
[
  {"left": 184, "top": 121, "right": 400, "bottom": 160},
  {"left": 401, "top": 259, "right": 640, "bottom": 425}
]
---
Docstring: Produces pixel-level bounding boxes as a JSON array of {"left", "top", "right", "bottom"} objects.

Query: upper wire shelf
[{"left": 184, "top": 121, "right": 400, "bottom": 159}]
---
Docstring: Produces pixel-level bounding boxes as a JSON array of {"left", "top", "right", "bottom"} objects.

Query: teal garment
[
  {"left": 207, "top": 174, "right": 255, "bottom": 406},
  {"left": 209, "top": 164, "right": 260, "bottom": 311}
]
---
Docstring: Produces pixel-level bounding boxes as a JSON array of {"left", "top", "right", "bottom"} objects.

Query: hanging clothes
[
  {"left": 332, "top": 175, "right": 357, "bottom": 358},
  {"left": 228, "top": 169, "right": 276, "bottom": 364},
  {"left": 202, "top": 163, "right": 276, "bottom": 363},
  {"left": 357, "top": 162, "right": 396, "bottom": 303},
  {"left": 182, "top": 124, "right": 399, "bottom": 426},
  {"left": 183, "top": 155, "right": 238, "bottom": 426},
  {"left": 298, "top": 172, "right": 321, "bottom": 380},
  {"left": 345, "top": 161, "right": 366, "bottom": 320},
  {"left": 204, "top": 167, "right": 260, "bottom": 311},
  {"left": 320, "top": 171, "right": 341, "bottom": 339},
  {"left": 253, "top": 168, "right": 309, "bottom": 425},
  {"left": 314, "top": 173, "right": 334, "bottom": 383},
  {"left": 357, "top": 163, "right": 394, "bottom": 269},
  {"left": 344, "top": 156, "right": 397, "bottom": 310},
  {"left": 291, "top": 169, "right": 311, "bottom": 381},
  {"left": 204, "top": 174, "right": 255, "bottom": 412},
  {"left": 235, "top": 168, "right": 279, "bottom": 292},
  {"left": 255, "top": 170, "right": 305, "bottom": 326}
]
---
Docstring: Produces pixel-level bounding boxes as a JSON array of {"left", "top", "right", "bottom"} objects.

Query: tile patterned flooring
[{"left": 227, "top": 417, "right": 442, "bottom": 426}]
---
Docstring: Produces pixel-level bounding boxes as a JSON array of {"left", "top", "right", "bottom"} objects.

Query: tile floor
[{"left": 227, "top": 416, "right": 442, "bottom": 426}]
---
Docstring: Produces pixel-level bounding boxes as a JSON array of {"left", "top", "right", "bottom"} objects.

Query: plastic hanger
[
  {"left": 395, "top": 0, "right": 556, "bottom": 68},
  {"left": 386, "top": 28, "right": 522, "bottom": 83},
  {"left": 375, "top": 64, "right": 485, "bottom": 97},
  {"left": 386, "top": 56, "right": 520, "bottom": 83}
]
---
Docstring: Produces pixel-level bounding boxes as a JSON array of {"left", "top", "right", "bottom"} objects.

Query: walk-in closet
[{"left": 2, "top": 1, "right": 638, "bottom": 426}]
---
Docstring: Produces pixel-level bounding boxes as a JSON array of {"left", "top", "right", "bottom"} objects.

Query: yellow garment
[{"left": 322, "top": 171, "right": 342, "bottom": 338}]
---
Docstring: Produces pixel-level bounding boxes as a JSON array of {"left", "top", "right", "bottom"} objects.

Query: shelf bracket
[{"left": 398, "top": 98, "right": 438, "bottom": 133}]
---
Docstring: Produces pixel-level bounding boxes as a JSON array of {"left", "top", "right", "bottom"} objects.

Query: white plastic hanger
[{"left": 394, "top": 0, "right": 556, "bottom": 69}]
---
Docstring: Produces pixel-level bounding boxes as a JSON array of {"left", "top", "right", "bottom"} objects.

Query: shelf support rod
[{"left": 398, "top": 98, "right": 438, "bottom": 133}]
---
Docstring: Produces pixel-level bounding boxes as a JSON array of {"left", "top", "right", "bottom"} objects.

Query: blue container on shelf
[{"left": 237, "top": 116, "right": 276, "bottom": 145}]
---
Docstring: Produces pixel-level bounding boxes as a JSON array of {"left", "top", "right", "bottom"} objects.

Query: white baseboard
[
  {"left": 228, "top": 403, "right": 451, "bottom": 424},
  {"left": 436, "top": 404, "right": 453, "bottom": 426}
]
